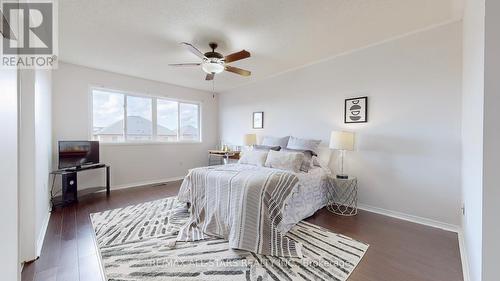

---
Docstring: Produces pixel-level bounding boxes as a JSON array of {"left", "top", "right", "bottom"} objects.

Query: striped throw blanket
[{"left": 176, "top": 164, "right": 303, "bottom": 257}]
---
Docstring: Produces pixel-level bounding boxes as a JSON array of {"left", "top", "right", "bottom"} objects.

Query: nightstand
[
  {"left": 326, "top": 176, "right": 358, "bottom": 216},
  {"left": 208, "top": 150, "right": 240, "bottom": 166}
]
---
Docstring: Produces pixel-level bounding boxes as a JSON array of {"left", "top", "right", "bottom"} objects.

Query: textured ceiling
[{"left": 59, "top": 0, "right": 462, "bottom": 92}]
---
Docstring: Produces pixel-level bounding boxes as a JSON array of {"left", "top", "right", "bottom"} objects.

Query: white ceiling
[{"left": 59, "top": 0, "right": 462, "bottom": 92}]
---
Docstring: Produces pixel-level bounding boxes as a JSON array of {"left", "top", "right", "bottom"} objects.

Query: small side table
[
  {"left": 208, "top": 150, "right": 240, "bottom": 166},
  {"left": 326, "top": 176, "right": 358, "bottom": 216}
]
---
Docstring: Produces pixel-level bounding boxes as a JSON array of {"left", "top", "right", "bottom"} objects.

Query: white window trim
[{"left": 88, "top": 86, "right": 202, "bottom": 144}]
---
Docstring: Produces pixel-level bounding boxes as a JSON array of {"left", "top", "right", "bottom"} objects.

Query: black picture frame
[
  {"left": 253, "top": 111, "right": 264, "bottom": 129},
  {"left": 344, "top": 97, "right": 368, "bottom": 123}
]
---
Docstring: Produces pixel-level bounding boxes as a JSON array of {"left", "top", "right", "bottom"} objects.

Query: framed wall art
[
  {"left": 253, "top": 111, "right": 264, "bottom": 129},
  {"left": 345, "top": 97, "right": 368, "bottom": 123}
]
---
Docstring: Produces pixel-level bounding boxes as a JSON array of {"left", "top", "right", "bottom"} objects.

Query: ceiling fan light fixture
[
  {"left": 202, "top": 60, "right": 224, "bottom": 74},
  {"left": 171, "top": 42, "right": 251, "bottom": 79}
]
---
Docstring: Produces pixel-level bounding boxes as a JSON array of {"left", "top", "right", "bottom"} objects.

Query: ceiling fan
[{"left": 169, "top": 42, "right": 251, "bottom": 81}]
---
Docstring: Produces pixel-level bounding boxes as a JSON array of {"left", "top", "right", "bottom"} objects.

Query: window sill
[{"left": 99, "top": 141, "right": 203, "bottom": 146}]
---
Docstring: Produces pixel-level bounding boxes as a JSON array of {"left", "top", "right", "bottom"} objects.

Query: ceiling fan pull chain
[{"left": 212, "top": 80, "right": 215, "bottom": 98}]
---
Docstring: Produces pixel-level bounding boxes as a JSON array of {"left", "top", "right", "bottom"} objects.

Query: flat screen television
[{"left": 58, "top": 141, "right": 100, "bottom": 169}]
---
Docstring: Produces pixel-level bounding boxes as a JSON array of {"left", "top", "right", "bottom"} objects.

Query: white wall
[
  {"left": 52, "top": 63, "right": 218, "bottom": 189},
  {"left": 34, "top": 70, "right": 52, "bottom": 256},
  {"left": 482, "top": 1, "right": 500, "bottom": 280},
  {"left": 219, "top": 22, "right": 463, "bottom": 226},
  {"left": 19, "top": 70, "right": 37, "bottom": 262},
  {"left": 0, "top": 69, "right": 20, "bottom": 281},
  {"left": 18, "top": 69, "right": 52, "bottom": 262},
  {"left": 461, "top": 0, "right": 485, "bottom": 280}
]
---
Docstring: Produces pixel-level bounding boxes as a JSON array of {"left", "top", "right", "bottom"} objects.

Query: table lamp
[
  {"left": 243, "top": 133, "right": 257, "bottom": 148},
  {"left": 329, "top": 131, "right": 354, "bottom": 179}
]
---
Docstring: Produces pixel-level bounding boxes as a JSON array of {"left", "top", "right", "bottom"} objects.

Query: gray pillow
[
  {"left": 261, "top": 136, "right": 290, "bottom": 148},
  {"left": 281, "top": 148, "right": 313, "bottom": 172},
  {"left": 253, "top": 145, "right": 281, "bottom": 151},
  {"left": 286, "top": 136, "right": 321, "bottom": 156}
]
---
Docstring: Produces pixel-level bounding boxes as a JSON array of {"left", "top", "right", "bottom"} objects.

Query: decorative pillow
[
  {"left": 253, "top": 145, "right": 281, "bottom": 151},
  {"left": 238, "top": 150, "right": 269, "bottom": 166},
  {"left": 261, "top": 136, "right": 290, "bottom": 148},
  {"left": 286, "top": 136, "right": 321, "bottom": 156},
  {"left": 281, "top": 148, "right": 313, "bottom": 172},
  {"left": 264, "top": 150, "right": 304, "bottom": 173}
]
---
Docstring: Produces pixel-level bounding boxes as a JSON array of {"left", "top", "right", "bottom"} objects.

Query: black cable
[
  {"left": 50, "top": 174, "right": 55, "bottom": 207},
  {"left": 50, "top": 173, "right": 61, "bottom": 202}
]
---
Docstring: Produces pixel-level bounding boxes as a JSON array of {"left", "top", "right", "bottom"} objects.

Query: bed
[
  {"left": 176, "top": 160, "right": 331, "bottom": 257},
  {"left": 280, "top": 165, "right": 330, "bottom": 232},
  {"left": 175, "top": 136, "right": 331, "bottom": 257}
]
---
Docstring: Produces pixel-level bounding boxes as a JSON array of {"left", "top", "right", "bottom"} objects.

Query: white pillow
[
  {"left": 286, "top": 136, "right": 321, "bottom": 156},
  {"left": 238, "top": 150, "right": 269, "bottom": 166},
  {"left": 261, "top": 136, "right": 290, "bottom": 148},
  {"left": 264, "top": 150, "right": 305, "bottom": 173}
]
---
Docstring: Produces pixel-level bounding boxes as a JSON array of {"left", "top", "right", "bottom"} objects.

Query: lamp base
[{"left": 336, "top": 174, "right": 349, "bottom": 179}]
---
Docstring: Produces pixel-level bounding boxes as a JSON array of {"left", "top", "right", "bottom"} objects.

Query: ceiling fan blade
[
  {"left": 205, "top": 73, "right": 214, "bottom": 80},
  {"left": 224, "top": 50, "right": 251, "bottom": 63},
  {"left": 180, "top": 42, "right": 207, "bottom": 60},
  {"left": 225, "top": 65, "right": 251, "bottom": 76},
  {"left": 168, "top": 63, "right": 201, "bottom": 67}
]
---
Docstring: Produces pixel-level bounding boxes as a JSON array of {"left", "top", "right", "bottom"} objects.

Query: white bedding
[
  {"left": 179, "top": 163, "right": 331, "bottom": 234},
  {"left": 279, "top": 165, "right": 331, "bottom": 232}
]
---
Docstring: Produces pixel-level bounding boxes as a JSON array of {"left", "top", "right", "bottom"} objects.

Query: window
[
  {"left": 126, "top": 95, "right": 152, "bottom": 141},
  {"left": 180, "top": 103, "right": 200, "bottom": 141},
  {"left": 91, "top": 88, "right": 201, "bottom": 143},
  {"left": 157, "top": 99, "right": 178, "bottom": 141},
  {"left": 92, "top": 90, "right": 125, "bottom": 142}
]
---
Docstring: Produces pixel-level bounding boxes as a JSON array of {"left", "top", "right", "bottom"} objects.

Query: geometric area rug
[{"left": 90, "top": 197, "right": 369, "bottom": 281}]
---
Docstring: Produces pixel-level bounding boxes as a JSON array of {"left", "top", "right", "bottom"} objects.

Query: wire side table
[{"left": 326, "top": 177, "right": 358, "bottom": 216}]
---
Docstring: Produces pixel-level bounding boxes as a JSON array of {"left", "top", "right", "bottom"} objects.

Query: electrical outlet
[{"left": 461, "top": 204, "right": 466, "bottom": 216}]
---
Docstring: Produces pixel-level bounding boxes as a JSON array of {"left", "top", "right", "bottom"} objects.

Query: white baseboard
[
  {"left": 36, "top": 208, "right": 51, "bottom": 258},
  {"left": 358, "top": 203, "right": 460, "bottom": 233},
  {"left": 110, "top": 176, "right": 185, "bottom": 191},
  {"left": 458, "top": 230, "right": 471, "bottom": 281}
]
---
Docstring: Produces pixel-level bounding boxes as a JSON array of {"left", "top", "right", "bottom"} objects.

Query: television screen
[{"left": 58, "top": 141, "right": 99, "bottom": 169}]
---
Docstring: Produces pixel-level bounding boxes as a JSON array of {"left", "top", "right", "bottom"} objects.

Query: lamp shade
[
  {"left": 243, "top": 134, "right": 257, "bottom": 146},
  {"left": 329, "top": 131, "right": 354, "bottom": 151}
]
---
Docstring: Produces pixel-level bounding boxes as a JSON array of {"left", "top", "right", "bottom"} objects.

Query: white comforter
[
  {"left": 178, "top": 163, "right": 330, "bottom": 234},
  {"left": 279, "top": 165, "right": 331, "bottom": 232}
]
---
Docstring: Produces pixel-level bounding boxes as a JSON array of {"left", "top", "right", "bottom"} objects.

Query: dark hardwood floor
[{"left": 22, "top": 181, "right": 463, "bottom": 281}]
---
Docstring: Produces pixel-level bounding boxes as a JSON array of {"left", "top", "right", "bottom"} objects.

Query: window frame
[{"left": 89, "top": 86, "right": 202, "bottom": 145}]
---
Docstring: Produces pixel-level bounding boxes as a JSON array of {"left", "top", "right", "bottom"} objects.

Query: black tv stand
[
  {"left": 63, "top": 163, "right": 106, "bottom": 172},
  {"left": 50, "top": 164, "right": 110, "bottom": 208}
]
